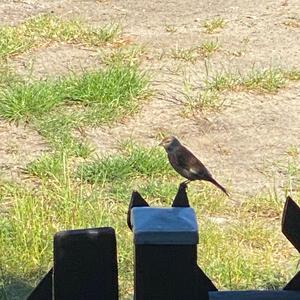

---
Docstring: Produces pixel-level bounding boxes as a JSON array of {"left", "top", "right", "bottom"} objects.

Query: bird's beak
[{"left": 158, "top": 141, "right": 163, "bottom": 146}]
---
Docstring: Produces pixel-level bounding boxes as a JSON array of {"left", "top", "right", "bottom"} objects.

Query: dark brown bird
[{"left": 159, "top": 136, "right": 229, "bottom": 196}]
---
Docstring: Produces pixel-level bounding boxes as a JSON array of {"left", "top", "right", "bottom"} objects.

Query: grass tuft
[
  {"left": 0, "top": 14, "right": 121, "bottom": 59},
  {"left": 0, "top": 81, "right": 60, "bottom": 121},
  {"left": 199, "top": 40, "right": 220, "bottom": 57},
  {"left": 170, "top": 46, "right": 198, "bottom": 63},
  {"left": 204, "top": 17, "right": 226, "bottom": 33},
  {"left": 102, "top": 45, "right": 146, "bottom": 67}
]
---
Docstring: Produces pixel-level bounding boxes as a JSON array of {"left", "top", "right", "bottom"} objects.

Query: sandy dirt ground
[{"left": 0, "top": 0, "right": 300, "bottom": 198}]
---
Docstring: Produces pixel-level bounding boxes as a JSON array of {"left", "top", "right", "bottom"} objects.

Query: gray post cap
[{"left": 131, "top": 207, "right": 199, "bottom": 245}]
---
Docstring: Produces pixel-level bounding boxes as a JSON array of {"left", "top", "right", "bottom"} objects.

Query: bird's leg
[
  {"left": 178, "top": 180, "right": 190, "bottom": 190},
  {"left": 182, "top": 180, "right": 191, "bottom": 185}
]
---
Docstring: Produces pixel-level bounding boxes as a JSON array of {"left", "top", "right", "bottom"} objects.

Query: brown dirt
[
  {"left": 0, "top": 121, "right": 48, "bottom": 181},
  {"left": 11, "top": 43, "right": 102, "bottom": 79},
  {"left": 1, "top": 0, "right": 300, "bottom": 197}
]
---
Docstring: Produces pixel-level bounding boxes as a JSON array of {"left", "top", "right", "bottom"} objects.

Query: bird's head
[{"left": 159, "top": 136, "right": 181, "bottom": 152}]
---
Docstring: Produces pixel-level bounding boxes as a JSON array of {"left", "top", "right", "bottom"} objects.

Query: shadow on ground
[{"left": 0, "top": 275, "right": 33, "bottom": 300}]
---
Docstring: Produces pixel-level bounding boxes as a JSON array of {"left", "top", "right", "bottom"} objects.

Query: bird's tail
[{"left": 207, "top": 177, "right": 229, "bottom": 197}]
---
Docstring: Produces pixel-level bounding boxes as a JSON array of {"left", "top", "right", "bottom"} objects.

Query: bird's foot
[{"left": 179, "top": 180, "right": 190, "bottom": 190}]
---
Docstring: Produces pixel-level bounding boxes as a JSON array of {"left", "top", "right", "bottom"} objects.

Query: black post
[
  {"left": 27, "top": 269, "right": 53, "bottom": 300},
  {"left": 282, "top": 196, "right": 300, "bottom": 290},
  {"left": 53, "top": 227, "right": 118, "bottom": 299},
  {"left": 128, "top": 187, "right": 216, "bottom": 300}
]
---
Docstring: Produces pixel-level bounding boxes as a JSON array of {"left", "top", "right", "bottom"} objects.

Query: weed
[
  {"left": 170, "top": 46, "right": 198, "bottom": 63},
  {"left": 204, "top": 17, "right": 226, "bottom": 33},
  {"left": 283, "top": 69, "right": 300, "bottom": 81},
  {"left": 205, "top": 67, "right": 300, "bottom": 93},
  {"left": 243, "top": 68, "right": 286, "bottom": 92},
  {"left": 102, "top": 45, "right": 146, "bottom": 67},
  {"left": 184, "top": 89, "right": 221, "bottom": 112},
  {"left": 165, "top": 24, "right": 177, "bottom": 33},
  {"left": 199, "top": 40, "right": 220, "bottom": 57},
  {"left": 283, "top": 18, "right": 300, "bottom": 28},
  {"left": 205, "top": 72, "right": 240, "bottom": 92}
]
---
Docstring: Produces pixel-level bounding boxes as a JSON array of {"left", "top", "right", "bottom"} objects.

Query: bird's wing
[{"left": 176, "top": 146, "right": 211, "bottom": 178}]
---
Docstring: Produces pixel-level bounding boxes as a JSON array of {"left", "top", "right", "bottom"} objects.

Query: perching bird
[{"left": 159, "top": 136, "right": 229, "bottom": 196}]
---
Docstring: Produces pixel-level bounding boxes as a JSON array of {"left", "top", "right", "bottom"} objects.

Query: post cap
[{"left": 131, "top": 207, "right": 199, "bottom": 245}]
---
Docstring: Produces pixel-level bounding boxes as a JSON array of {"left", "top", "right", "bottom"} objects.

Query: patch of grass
[
  {"left": 243, "top": 68, "right": 286, "bottom": 93},
  {"left": 184, "top": 89, "right": 222, "bottom": 112},
  {"left": 35, "top": 113, "right": 93, "bottom": 158},
  {"left": 0, "top": 80, "right": 60, "bottom": 121},
  {"left": 199, "top": 40, "right": 220, "bottom": 57},
  {"left": 205, "top": 71, "right": 240, "bottom": 92},
  {"left": 170, "top": 41, "right": 221, "bottom": 63},
  {"left": 0, "top": 65, "right": 148, "bottom": 157},
  {"left": 205, "top": 68, "right": 300, "bottom": 94},
  {"left": 61, "top": 66, "right": 148, "bottom": 124},
  {"left": 184, "top": 67, "right": 300, "bottom": 113},
  {"left": 204, "top": 17, "right": 226, "bottom": 33},
  {"left": 26, "top": 153, "right": 68, "bottom": 180},
  {"left": 0, "top": 14, "right": 121, "bottom": 59},
  {"left": 199, "top": 218, "right": 293, "bottom": 290},
  {"left": 78, "top": 143, "right": 172, "bottom": 183},
  {"left": 0, "top": 174, "right": 128, "bottom": 294}
]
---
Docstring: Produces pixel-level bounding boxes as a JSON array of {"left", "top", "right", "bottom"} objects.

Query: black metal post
[{"left": 53, "top": 227, "right": 118, "bottom": 300}]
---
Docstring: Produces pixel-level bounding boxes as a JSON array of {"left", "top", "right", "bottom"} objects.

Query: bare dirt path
[{"left": 1, "top": 0, "right": 300, "bottom": 197}]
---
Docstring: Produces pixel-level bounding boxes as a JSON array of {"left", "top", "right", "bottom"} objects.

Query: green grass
[
  {"left": 0, "top": 65, "right": 148, "bottom": 157},
  {"left": 184, "top": 67, "right": 300, "bottom": 113},
  {"left": 199, "top": 40, "right": 220, "bottom": 57},
  {"left": 204, "top": 17, "right": 226, "bottom": 33},
  {"left": 205, "top": 68, "right": 300, "bottom": 93},
  {"left": 78, "top": 142, "right": 172, "bottom": 183},
  {"left": 60, "top": 66, "right": 148, "bottom": 122},
  {"left": 0, "top": 65, "right": 148, "bottom": 122},
  {"left": 0, "top": 143, "right": 299, "bottom": 298},
  {"left": 0, "top": 80, "right": 60, "bottom": 121},
  {"left": 0, "top": 14, "right": 121, "bottom": 59}
]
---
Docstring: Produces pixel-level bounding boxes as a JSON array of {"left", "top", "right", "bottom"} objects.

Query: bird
[{"left": 159, "top": 136, "right": 229, "bottom": 196}]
